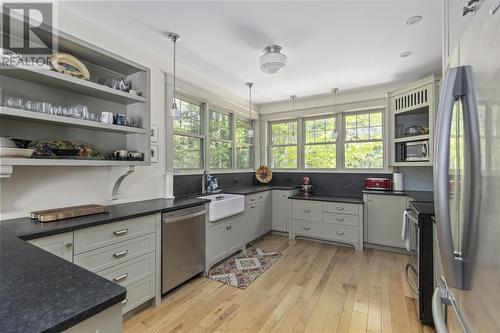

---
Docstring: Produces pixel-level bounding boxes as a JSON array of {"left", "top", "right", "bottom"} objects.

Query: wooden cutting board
[{"left": 30, "top": 204, "right": 109, "bottom": 222}]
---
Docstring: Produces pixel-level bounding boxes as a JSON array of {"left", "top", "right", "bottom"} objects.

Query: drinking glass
[
  {"left": 52, "top": 105, "right": 63, "bottom": 116},
  {"left": 39, "top": 102, "right": 52, "bottom": 114},
  {"left": 6, "top": 97, "right": 23, "bottom": 109},
  {"left": 24, "top": 100, "right": 37, "bottom": 112}
]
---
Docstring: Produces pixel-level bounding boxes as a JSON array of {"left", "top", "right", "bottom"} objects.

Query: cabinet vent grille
[{"left": 394, "top": 87, "right": 429, "bottom": 112}]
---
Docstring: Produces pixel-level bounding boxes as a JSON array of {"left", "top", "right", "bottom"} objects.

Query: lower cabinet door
[
  {"left": 227, "top": 216, "right": 243, "bottom": 254},
  {"left": 28, "top": 232, "right": 74, "bottom": 262},
  {"left": 366, "top": 194, "right": 408, "bottom": 248},
  {"left": 121, "top": 275, "right": 155, "bottom": 314},
  {"left": 206, "top": 222, "right": 228, "bottom": 266},
  {"left": 272, "top": 190, "right": 288, "bottom": 232},
  {"left": 245, "top": 203, "right": 262, "bottom": 243}
]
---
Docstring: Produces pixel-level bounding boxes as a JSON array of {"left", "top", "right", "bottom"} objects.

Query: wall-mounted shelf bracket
[{"left": 111, "top": 166, "right": 135, "bottom": 200}]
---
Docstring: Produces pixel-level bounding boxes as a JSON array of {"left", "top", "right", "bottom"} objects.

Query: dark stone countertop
[
  {"left": 288, "top": 194, "right": 364, "bottom": 204},
  {"left": 362, "top": 190, "right": 434, "bottom": 203},
  {"left": 0, "top": 197, "right": 209, "bottom": 333},
  {"left": 222, "top": 185, "right": 300, "bottom": 195}
]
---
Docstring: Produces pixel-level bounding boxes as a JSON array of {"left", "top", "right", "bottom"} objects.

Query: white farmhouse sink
[{"left": 198, "top": 193, "right": 245, "bottom": 222}]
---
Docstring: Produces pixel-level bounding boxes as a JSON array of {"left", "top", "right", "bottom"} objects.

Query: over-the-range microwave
[{"left": 402, "top": 140, "right": 429, "bottom": 162}]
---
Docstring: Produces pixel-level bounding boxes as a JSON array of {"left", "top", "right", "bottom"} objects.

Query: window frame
[
  {"left": 268, "top": 119, "right": 299, "bottom": 170},
  {"left": 208, "top": 108, "right": 234, "bottom": 170},
  {"left": 172, "top": 97, "right": 205, "bottom": 171},
  {"left": 342, "top": 110, "right": 385, "bottom": 170},
  {"left": 235, "top": 116, "right": 255, "bottom": 171},
  {"left": 266, "top": 109, "right": 386, "bottom": 172},
  {"left": 303, "top": 114, "right": 339, "bottom": 170}
]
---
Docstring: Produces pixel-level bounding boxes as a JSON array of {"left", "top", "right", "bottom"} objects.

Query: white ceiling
[{"left": 61, "top": 1, "right": 442, "bottom": 105}]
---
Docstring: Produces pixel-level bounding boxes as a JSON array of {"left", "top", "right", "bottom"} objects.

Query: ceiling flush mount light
[
  {"left": 169, "top": 33, "right": 180, "bottom": 119},
  {"left": 259, "top": 44, "right": 287, "bottom": 74},
  {"left": 406, "top": 15, "right": 422, "bottom": 26},
  {"left": 400, "top": 51, "right": 413, "bottom": 58},
  {"left": 246, "top": 82, "right": 254, "bottom": 138}
]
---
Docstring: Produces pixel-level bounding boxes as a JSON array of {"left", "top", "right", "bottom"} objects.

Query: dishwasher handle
[{"left": 163, "top": 209, "right": 207, "bottom": 224}]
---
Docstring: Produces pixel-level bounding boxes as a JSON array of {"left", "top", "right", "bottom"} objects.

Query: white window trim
[
  {"left": 303, "top": 114, "right": 339, "bottom": 170},
  {"left": 268, "top": 119, "right": 299, "bottom": 170},
  {"left": 343, "top": 110, "right": 385, "bottom": 170},
  {"left": 172, "top": 97, "right": 205, "bottom": 172}
]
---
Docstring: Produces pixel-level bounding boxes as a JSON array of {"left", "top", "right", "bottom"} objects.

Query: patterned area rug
[{"left": 207, "top": 247, "right": 282, "bottom": 289}]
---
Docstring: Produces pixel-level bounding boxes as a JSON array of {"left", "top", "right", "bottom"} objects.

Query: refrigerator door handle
[
  {"left": 460, "top": 65, "right": 482, "bottom": 290},
  {"left": 434, "top": 66, "right": 464, "bottom": 289}
]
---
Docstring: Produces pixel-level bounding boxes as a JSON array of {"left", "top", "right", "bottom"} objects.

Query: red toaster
[{"left": 364, "top": 178, "right": 392, "bottom": 190}]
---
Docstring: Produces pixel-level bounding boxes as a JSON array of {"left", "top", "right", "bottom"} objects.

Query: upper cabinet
[
  {"left": 0, "top": 14, "right": 151, "bottom": 176},
  {"left": 388, "top": 74, "right": 440, "bottom": 167}
]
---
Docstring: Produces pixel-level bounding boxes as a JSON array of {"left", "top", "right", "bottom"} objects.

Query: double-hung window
[
  {"left": 173, "top": 98, "right": 203, "bottom": 170},
  {"left": 344, "top": 111, "right": 384, "bottom": 169},
  {"left": 269, "top": 120, "right": 298, "bottom": 169},
  {"left": 209, "top": 109, "right": 232, "bottom": 169},
  {"left": 304, "top": 116, "right": 337, "bottom": 169},
  {"left": 235, "top": 119, "right": 253, "bottom": 169}
]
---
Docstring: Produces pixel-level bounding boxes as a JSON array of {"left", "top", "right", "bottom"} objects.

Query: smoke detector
[{"left": 259, "top": 44, "right": 287, "bottom": 74}]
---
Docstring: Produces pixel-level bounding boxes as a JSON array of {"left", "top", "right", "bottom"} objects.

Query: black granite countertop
[
  {"left": 222, "top": 185, "right": 299, "bottom": 195},
  {"left": 288, "top": 194, "right": 364, "bottom": 204},
  {"left": 362, "top": 190, "right": 434, "bottom": 203},
  {"left": 0, "top": 197, "right": 209, "bottom": 333}
]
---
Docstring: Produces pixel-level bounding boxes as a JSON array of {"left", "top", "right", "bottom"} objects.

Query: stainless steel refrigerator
[{"left": 433, "top": 0, "right": 500, "bottom": 332}]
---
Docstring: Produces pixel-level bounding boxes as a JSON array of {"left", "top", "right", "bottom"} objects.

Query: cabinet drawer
[
  {"left": 74, "top": 234, "right": 155, "bottom": 272},
  {"left": 97, "top": 252, "right": 155, "bottom": 287},
  {"left": 324, "top": 212, "right": 359, "bottom": 227},
  {"left": 74, "top": 214, "right": 156, "bottom": 254},
  {"left": 291, "top": 200, "right": 323, "bottom": 221},
  {"left": 293, "top": 219, "right": 358, "bottom": 243},
  {"left": 122, "top": 275, "right": 155, "bottom": 314},
  {"left": 245, "top": 191, "right": 270, "bottom": 205},
  {"left": 323, "top": 202, "right": 358, "bottom": 216}
]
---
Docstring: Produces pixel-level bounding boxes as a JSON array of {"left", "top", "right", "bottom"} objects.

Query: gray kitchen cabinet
[
  {"left": 244, "top": 191, "right": 271, "bottom": 244},
  {"left": 28, "top": 232, "right": 74, "bottom": 262},
  {"left": 272, "top": 189, "right": 299, "bottom": 232},
  {"left": 290, "top": 199, "right": 363, "bottom": 251},
  {"left": 206, "top": 214, "right": 244, "bottom": 268},
  {"left": 363, "top": 193, "right": 408, "bottom": 248}
]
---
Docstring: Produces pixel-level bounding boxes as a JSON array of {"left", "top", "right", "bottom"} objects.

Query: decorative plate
[
  {"left": 255, "top": 165, "right": 273, "bottom": 184},
  {"left": 50, "top": 53, "right": 90, "bottom": 80}
]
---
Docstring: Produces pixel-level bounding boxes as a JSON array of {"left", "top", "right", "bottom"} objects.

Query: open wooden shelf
[
  {"left": 0, "top": 66, "right": 147, "bottom": 105},
  {"left": 0, "top": 107, "right": 149, "bottom": 135}
]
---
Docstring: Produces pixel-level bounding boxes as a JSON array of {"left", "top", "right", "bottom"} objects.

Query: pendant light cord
[{"left": 173, "top": 37, "right": 176, "bottom": 104}]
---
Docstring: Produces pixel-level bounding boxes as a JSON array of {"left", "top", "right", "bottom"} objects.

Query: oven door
[{"left": 405, "top": 209, "right": 420, "bottom": 295}]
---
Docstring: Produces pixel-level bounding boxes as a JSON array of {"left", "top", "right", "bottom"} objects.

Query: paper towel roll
[{"left": 393, "top": 173, "right": 404, "bottom": 191}]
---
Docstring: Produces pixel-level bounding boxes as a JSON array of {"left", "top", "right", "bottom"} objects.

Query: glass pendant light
[
  {"left": 331, "top": 88, "right": 339, "bottom": 140},
  {"left": 246, "top": 82, "right": 254, "bottom": 138},
  {"left": 169, "top": 33, "right": 180, "bottom": 119}
]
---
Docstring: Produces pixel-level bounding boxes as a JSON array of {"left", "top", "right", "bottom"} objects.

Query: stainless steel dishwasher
[{"left": 162, "top": 205, "right": 206, "bottom": 294}]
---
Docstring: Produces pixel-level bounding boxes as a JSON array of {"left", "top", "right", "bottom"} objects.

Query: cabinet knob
[
  {"left": 251, "top": 197, "right": 256, "bottom": 201},
  {"left": 122, "top": 299, "right": 128, "bottom": 305},
  {"left": 226, "top": 226, "right": 232, "bottom": 231},
  {"left": 65, "top": 243, "right": 73, "bottom": 248},
  {"left": 303, "top": 209, "right": 311, "bottom": 213},
  {"left": 303, "top": 226, "right": 311, "bottom": 231},
  {"left": 336, "top": 231, "right": 345, "bottom": 236},
  {"left": 336, "top": 207, "right": 344, "bottom": 211},
  {"left": 336, "top": 218, "right": 345, "bottom": 222},
  {"left": 250, "top": 204, "right": 256, "bottom": 208},
  {"left": 463, "top": 5, "right": 476, "bottom": 15}
]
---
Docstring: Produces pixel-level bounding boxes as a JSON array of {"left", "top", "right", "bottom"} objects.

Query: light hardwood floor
[{"left": 124, "top": 234, "right": 435, "bottom": 333}]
